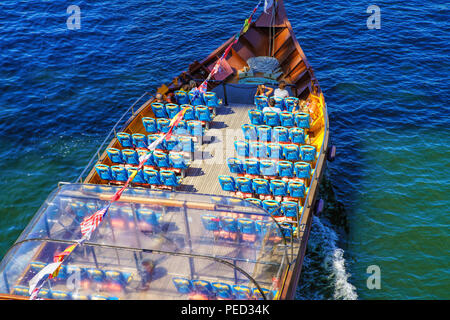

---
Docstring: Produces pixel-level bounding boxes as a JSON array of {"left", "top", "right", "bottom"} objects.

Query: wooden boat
[{"left": 0, "top": 0, "right": 331, "bottom": 300}]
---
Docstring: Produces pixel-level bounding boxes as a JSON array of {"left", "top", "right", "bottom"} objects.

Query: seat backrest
[
  {"left": 267, "top": 143, "right": 283, "bottom": 160},
  {"left": 204, "top": 91, "right": 219, "bottom": 107},
  {"left": 169, "top": 152, "right": 187, "bottom": 168},
  {"left": 283, "top": 144, "right": 300, "bottom": 161},
  {"left": 180, "top": 104, "right": 195, "bottom": 120},
  {"left": 242, "top": 123, "right": 257, "bottom": 140},
  {"left": 284, "top": 97, "right": 299, "bottom": 112},
  {"left": 227, "top": 157, "right": 243, "bottom": 174},
  {"left": 111, "top": 165, "right": 128, "bottom": 181},
  {"left": 254, "top": 95, "right": 269, "bottom": 110},
  {"left": 270, "top": 179, "right": 287, "bottom": 196},
  {"left": 249, "top": 141, "right": 267, "bottom": 158},
  {"left": 243, "top": 158, "right": 260, "bottom": 175},
  {"left": 281, "top": 201, "right": 299, "bottom": 218},
  {"left": 248, "top": 109, "right": 263, "bottom": 125},
  {"left": 288, "top": 181, "right": 306, "bottom": 198},
  {"left": 263, "top": 111, "right": 280, "bottom": 126},
  {"left": 259, "top": 159, "right": 277, "bottom": 176},
  {"left": 147, "top": 134, "right": 165, "bottom": 150},
  {"left": 143, "top": 168, "right": 160, "bottom": 185},
  {"left": 95, "top": 164, "right": 112, "bottom": 180},
  {"left": 295, "top": 112, "right": 310, "bottom": 128},
  {"left": 142, "top": 117, "right": 157, "bottom": 133},
  {"left": 195, "top": 105, "right": 211, "bottom": 121},
  {"left": 220, "top": 216, "right": 237, "bottom": 232},
  {"left": 212, "top": 282, "right": 233, "bottom": 299},
  {"left": 236, "top": 176, "right": 252, "bottom": 193},
  {"left": 234, "top": 140, "right": 249, "bottom": 157},
  {"left": 218, "top": 175, "right": 235, "bottom": 191},
  {"left": 201, "top": 214, "right": 220, "bottom": 231},
  {"left": 160, "top": 170, "right": 179, "bottom": 186},
  {"left": 272, "top": 126, "right": 289, "bottom": 142},
  {"left": 165, "top": 103, "right": 181, "bottom": 118},
  {"left": 289, "top": 127, "right": 305, "bottom": 144},
  {"left": 280, "top": 111, "right": 295, "bottom": 127},
  {"left": 252, "top": 178, "right": 270, "bottom": 194},
  {"left": 294, "top": 161, "right": 312, "bottom": 178},
  {"left": 151, "top": 102, "right": 168, "bottom": 118},
  {"left": 246, "top": 198, "right": 262, "bottom": 207},
  {"left": 172, "top": 277, "right": 193, "bottom": 294},
  {"left": 262, "top": 199, "right": 281, "bottom": 215},
  {"left": 153, "top": 151, "right": 170, "bottom": 167},
  {"left": 300, "top": 145, "right": 316, "bottom": 162},
  {"left": 122, "top": 149, "right": 139, "bottom": 164},
  {"left": 233, "top": 285, "right": 252, "bottom": 299},
  {"left": 256, "top": 125, "right": 272, "bottom": 142},
  {"left": 132, "top": 133, "right": 148, "bottom": 148},
  {"left": 277, "top": 160, "right": 293, "bottom": 177},
  {"left": 116, "top": 132, "right": 132, "bottom": 148},
  {"left": 107, "top": 148, "right": 123, "bottom": 164},
  {"left": 237, "top": 218, "right": 255, "bottom": 234},
  {"left": 157, "top": 118, "right": 171, "bottom": 133},
  {"left": 174, "top": 90, "right": 190, "bottom": 105}
]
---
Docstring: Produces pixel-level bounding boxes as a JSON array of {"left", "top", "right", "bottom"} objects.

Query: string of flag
[{"left": 28, "top": 0, "right": 263, "bottom": 299}]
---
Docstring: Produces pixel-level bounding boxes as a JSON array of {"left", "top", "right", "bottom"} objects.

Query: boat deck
[{"left": 179, "top": 103, "right": 251, "bottom": 195}]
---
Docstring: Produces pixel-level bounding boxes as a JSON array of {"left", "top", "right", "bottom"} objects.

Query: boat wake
[{"left": 296, "top": 215, "right": 358, "bottom": 300}]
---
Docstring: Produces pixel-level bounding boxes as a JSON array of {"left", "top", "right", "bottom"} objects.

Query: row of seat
[
  {"left": 248, "top": 109, "right": 310, "bottom": 128},
  {"left": 242, "top": 124, "right": 308, "bottom": 145},
  {"left": 254, "top": 95, "right": 300, "bottom": 113},
  {"left": 106, "top": 148, "right": 189, "bottom": 170},
  {"left": 12, "top": 285, "right": 119, "bottom": 300},
  {"left": 234, "top": 141, "right": 317, "bottom": 162},
  {"left": 142, "top": 117, "right": 207, "bottom": 137},
  {"left": 172, "top": 277, "right": 276, "bottom": 300},
  {"left": 150, "top": 103, "right": 213, "bottom": 123},
  {"left": 227, "top": 158, "right": 312, "bottom": 179},
  {"left": 219, "top": 175, "right": 307, "bottom": 199},
  {"left": 174, "top": 90, "right": 220, "bottom": 107},
  {"left": 29, "top": 261, "right": 133, "bottom": 287},
  {"left": 95, "top": 164, "right": 182, "bottom": 187},
  {"left": 117, "top": 129, "right": 201, "bottom": 151}
]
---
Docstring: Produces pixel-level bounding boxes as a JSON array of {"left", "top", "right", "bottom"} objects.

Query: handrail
[
  {"left": 297, "top": 90, "right": 328, "bottom": 238},
  {"left": 75, "top": 92, "right": 153, "bottom": 184}
]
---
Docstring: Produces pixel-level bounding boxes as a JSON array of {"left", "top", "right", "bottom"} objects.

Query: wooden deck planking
[{"left": 179, "top": 103, "right": 252, "bottom": 195}]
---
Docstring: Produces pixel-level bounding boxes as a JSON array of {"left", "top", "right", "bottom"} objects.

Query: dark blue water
[{"left": 0, "top": 0, "right": 448, "bottom": 299}]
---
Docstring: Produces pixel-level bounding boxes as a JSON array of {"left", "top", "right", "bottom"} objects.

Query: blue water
[{"left": 0, "top": 0, "right": 448, "bottom": 299}]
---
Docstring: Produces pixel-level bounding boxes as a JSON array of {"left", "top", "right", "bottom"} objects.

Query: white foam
[{"left": 297, "top": 215, "right": 358, "bottom": 300}]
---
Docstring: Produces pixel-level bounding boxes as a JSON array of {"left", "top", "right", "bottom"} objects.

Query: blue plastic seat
[
  {"left": 262, "top": 199, "right": 281, "bottom": 215},
  {"left": 166, "top": 136, "right": 181, "bottom": 152},
  {"left": 111, "top": 166, "right": 128, "bottom": 182},
  {"left": 86, "top": 268, "right": 105, "bottom": 282},
  {"left": 174, "top": 90, "right": 190, "bottom": 105},
  {"left": 159, "top": 170, "right": 181, "bottom": 187},
  {"left": 201, "top": 214, "right": 221, "bottom": 231},
  {"left": 294, "top": 161, "right": 312, "bottom": 178},
  {"left": 252, "top": 178, "right": 270, "bottom": 195},
  {"left": 246, "top": 198, "right": 263, "bottom": 207},
  {"left": 218, "top": 175, "right": 236, "bottom": 192},
  {"left": 288, "top": 181, "right": 306, "bottom": 198},
  {"left": 277, "top": 161, "right": 294, "bottom": 178},
  {"left": 270, "top": 179, "right": 287, "bottom": 196},
  {"left": 157, "top": 118, "right": 171, "bottom": 133},
  {"left": 252, "top": 287, "right": 272, "bottom": 300},
  {"left": 137, "top": 208, "right": 158, "bottom": 226},
  {"left": 274, "top": 97, "right": 284, "bottom": 110},
  {"left": 289, "top": 127, "right": 305, "bottom": 144},
  {"left": 192, "top": 279, "right": 214, "bottom": 296},
  {"left": 301, "top": 145, "right": 316, "bottom": 162},
  {"left": 281, "top": 201, "right": 299, "bottom": 218},
  {"left": 195, "top": 105, "right": 211, "bottom": 122},
  {"left": 254, "top": 95, "right": 269, "bottom": 110},
  {"left": 220, "top": 216, "right": 238, "bottom": 233},
  {"left": 234, "top": 140, "right": 249, "bottom": 157},
  {"left": 256, "top": 125, "right": 272, "bottom": 142},
  {"left": 117, "top": 132, "right": 133, "bottom": 148},
  {"left": 283, "top": 144, "right": 300, "bottom": 161},
  {"left": 249, "top": 141, "right": 267, "bottom": 158},
  {"left": 248, "top": 109, "right": 263, "bottom": 125},
  {"left": 178, "top": 136, "right": 195, "bottom": 153},
  {"left": 189, "top": 90, "right": 205, "bottom": 106},
  {"left": 95, "top": 164, "right": 112, "bottom": 180},
  {"left": 259, "top": 160, "right": 277, "bottom": 176},
  {"left": 180, "top": 104, "right": 195, "bottom": 120},
  {"left": 172, "top": 277, "right": 193, "bottom": 294},
  {"left": 272, "top": 126, "right": 290, "bottom": 143},
  {"left": 107, "top": 148, "right": 123, "bottom": 164},
  {"left": 243, "top": 159, "right": 260, "bottom": 175},
  {"left": 151, "top": 102, "right": 168, "bottom": 118},
  {"left": 280, "top": 111, "right": 295, "bottom": 127},
  {"left": 29, "top": 261, "right": 46, "bottom": 273},
  {"left": 153, "top": 151, "right": 170, "bottom": 168},
  {"left": 122, "top": 149, "right": 139, "bottom": 165},
  {"left": 267, "top": 143, "right": 283, "bottom": 160},
  {"left": 51, "top": 290, "right": 71, "bottom": 300},
  {"left": 169, "top": 153, "right": 188, "bottom": 169},
  {"left": 233, "top": 285, "right": 252, "bottom": 300},
  {"left": 255, "top": 220, "right": 274, "bottom": 237},
  {"left": 263, "top": 111, "right": 280, "bottom": 126},
  {"left": 105, "top": 270, "right": 132, "bottom": 286},
  {"left": 142, "top": 117, "right": 157, "bottom": 133},
  {"left": 237, "top": 218, "right": 256, "bottom": 234},
  {"left": 165, "top": 103, "right": 181, "bottom": 119},
  {"left": 187, "top": 120, "right": 204, "bottom": 137},
  {"left": 173, "top": 120, "right": 188, "bottom": 135},
  {"left": 284, "top": 97, "right": 299, "bottom": 112},
  {"left": 235, "top": 177, "right": 253, "bottom": 193},
  {"left": 143, "top": 168, "right": 160, "bottom": 185},
  {"left": 242, "top": 123, "right": 257, "bottom": 141},
  {"left": 227, "top": 157, "right": 243, "bottom": 174},
  {"left": 203, "top": 91, "right": 220, "bottom": 107},
  {"left": 212, "top": 282, "right": 234, "bottom": 299},
  {"left": 12, "top": 285, "right": 29, "bottom": 297},
  {"left": 132, "top": 133, "right": 148, "bottom": 149},
  {"left": 127, "top": 167, "right": 146, "bottom": 184},
  {"left": 147, "top": 134, "right": 165, "bottom": 150},
  {"left": 295, "top": 112, "right": 310, "bottom": 128}
]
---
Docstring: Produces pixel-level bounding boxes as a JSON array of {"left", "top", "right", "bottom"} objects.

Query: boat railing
[
  {"left": 297, "top": 91, "right": 328, "bottom": 238},
  {"left": 74, "top": 92, "right": 153, "bottom": 183}
]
